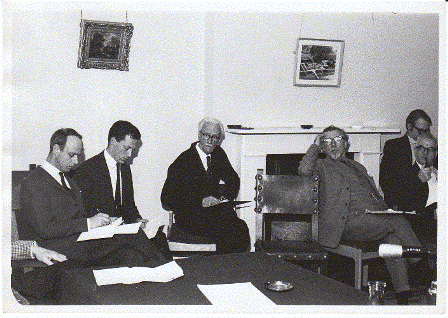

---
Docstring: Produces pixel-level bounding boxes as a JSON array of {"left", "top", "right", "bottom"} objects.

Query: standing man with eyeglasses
[
  {"left": 379, "top": 109, "right": 436, "bottom": 211},
  {"left": 161, "top": 117, "right": 250, "bottom": 254},
  {"left": 299, "top": 125, "right": 421, "bottom": 305}
]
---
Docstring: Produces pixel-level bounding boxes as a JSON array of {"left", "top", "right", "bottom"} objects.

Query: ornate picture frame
[
  {"left": 293, "top": 38, "right": 345, "bottom": 87},
  {"left": 77, "top": 19, "right": 134, "bottom": 71}
]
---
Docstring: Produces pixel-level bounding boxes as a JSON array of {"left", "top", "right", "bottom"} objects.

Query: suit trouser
[
  {"left": 179, "top": 206, "right": 250, "bottom": 254},
  {"left": 342, "top": 213, "right": 421, "bottom": 293}
]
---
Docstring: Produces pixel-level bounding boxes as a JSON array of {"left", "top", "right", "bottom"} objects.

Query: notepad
[
  {"left": 77, "top": 217, "right": 141, "bottom": 241},
  {"left": 93, "top": 261, "right": 184, "bottom": 285},
  {"left": 197, "top": 282, "right": 276, "bottom": 307}
]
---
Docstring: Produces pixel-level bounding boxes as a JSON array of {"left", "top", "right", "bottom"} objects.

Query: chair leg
[
  {"left": 354, "top": 257, "right": 362, "bottom": 290},
  {"left": 362, "top": 264, "right": 369, "bottom": 287}
]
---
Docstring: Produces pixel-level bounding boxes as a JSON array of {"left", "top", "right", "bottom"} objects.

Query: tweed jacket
[{"left": 298, "top": 144, "right": 386, "bottom": 248}]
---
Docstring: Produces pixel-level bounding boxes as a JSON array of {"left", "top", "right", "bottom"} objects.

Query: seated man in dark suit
[
  {"left": 70, "top": 121, "right": 171, "bottom": 259},
  {"left": 398, "top": 132, "right": 437, "bottom": 245},
  {"left": 298, "top": 125, "right": 421, "bottom": 305},
  {"left": 19, "top": 128, "right": 168, "bottom": 266},
  {"left": 380, "top": 109, "right": 435, "bottom": 210},
  {"left": 161, "top": 117, "right": 250, "bottom": 254}
]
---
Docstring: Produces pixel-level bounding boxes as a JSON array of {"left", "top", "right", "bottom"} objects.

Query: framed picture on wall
[
  {"left": 77, "top": 20, "right": 134, "bottom": 71},
  {"left": 293, "top": 38, "right": 345, "bottom": 87}
]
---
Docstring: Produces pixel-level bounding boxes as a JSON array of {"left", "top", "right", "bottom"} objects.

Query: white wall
[
  {"left": 207, "top": 12, "right": 439, "bottom": 135},
  {"left": 4, "top": 3, "right": 441, "bottom": 223}
]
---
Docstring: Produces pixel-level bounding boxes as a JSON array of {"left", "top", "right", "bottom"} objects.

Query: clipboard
[
  {"left": 364, "top": 209, "right": 416, "bottom": 215},
  {"left": 207, "top": 200, "right": 251, "bottom": 209}
]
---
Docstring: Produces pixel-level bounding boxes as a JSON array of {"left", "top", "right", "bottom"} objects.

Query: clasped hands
[
  {"left": 418, "top": 166, "right": 436, "bottom": 183},
  {"left": 202, "top": 196, "right": 226, "bottom": 208},
  {"left": 89, "top": 213, "right": 149, "bottom": 229}
]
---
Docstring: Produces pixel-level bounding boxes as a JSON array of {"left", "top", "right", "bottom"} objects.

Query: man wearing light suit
[
  {"left": 298, "top": 125, "right": 421, "bottom": 305},
  {"left": 19, "top": 128, "right": 168, "bottom": 266}
]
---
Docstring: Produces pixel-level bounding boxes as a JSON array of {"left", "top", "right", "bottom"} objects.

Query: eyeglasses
[
  {"left": 415, "top": 145, "right": 437, "bottom": 153},
  {"left": 200, "top": 131, "right": 220, "bottom": 142},
  {"left": 322, "top": 136, "right": 345, "bottom": 145},
  {"left": 412, "top": 125, "right": 430, "bottom": 134}
]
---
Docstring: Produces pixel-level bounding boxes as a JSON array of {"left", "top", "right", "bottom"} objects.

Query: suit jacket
[
  {"left": 379, "top": 135, "right": 430, "bottom": 212},
  {"left": 299, "top": 144, "right": 387, "bottom": 248},
  {"left": 161, "top": 142, "right": 240, "bottom": 226},
  {"left": 19, "top": 166, "right": 89, "bottom": 258},
  {"left": 70, "top": 151, "right": 141, "bottom": 223}
]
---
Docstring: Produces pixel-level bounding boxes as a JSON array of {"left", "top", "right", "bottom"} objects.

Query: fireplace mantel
[{"left": 224, "top": 126, "right": 401, "bottom": 250}]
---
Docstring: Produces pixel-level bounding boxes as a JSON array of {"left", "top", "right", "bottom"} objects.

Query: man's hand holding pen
[{"left": 89, "top": 213, "right": 112, "bottom": 229}]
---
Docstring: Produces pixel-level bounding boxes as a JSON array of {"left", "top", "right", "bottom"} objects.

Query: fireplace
[{"left": 224, "top": 126, "right": 400, "bottom": 250}]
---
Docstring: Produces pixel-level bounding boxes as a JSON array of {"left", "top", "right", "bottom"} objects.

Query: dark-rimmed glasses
[
  {"left": 415, "top": 145, "right": 437, "bottom": 153},
  {"left": 412, "top": 125, "right": 430, "bottom": 134},
  {"left": 322, "top": 135, "right": 345, "bottom": 145},
  {"left": 200, "top": 131, "right": 220, "bottom": 143}
]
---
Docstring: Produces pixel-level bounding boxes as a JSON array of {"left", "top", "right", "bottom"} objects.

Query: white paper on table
[
  {"left": 115, "top": 222, "right": 141, "bottom": 234},
  {"left": 93, "top": 261, "right": 184, "bottom": 286},
  {"left": 197, "top": 282, "right": 276, "bottom": 307},
  {"left": 77, "top": 217, "right": 123, "bottom": 241}
]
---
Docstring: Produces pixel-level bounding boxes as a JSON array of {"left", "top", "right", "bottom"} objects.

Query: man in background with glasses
[
  {"left": 396, "top": 132, "right": 437, "bottom": 246},
  {"left": 299, "top": 125, "right": 421, "bottom": 305},
  {"left": 379, "top": 109, "right": 436, "bottom": 210},
  {"left": 161, "top": 117, "right": 250, "bottom": 254}
]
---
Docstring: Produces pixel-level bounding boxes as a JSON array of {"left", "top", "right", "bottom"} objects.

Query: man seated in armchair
[{"left": 298, "top": 125, "right": 421, "bottom": 305}]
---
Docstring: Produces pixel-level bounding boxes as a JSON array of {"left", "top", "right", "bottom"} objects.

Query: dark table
[{"left": 57, "top": 252, "right": 368, "bottom": 305}]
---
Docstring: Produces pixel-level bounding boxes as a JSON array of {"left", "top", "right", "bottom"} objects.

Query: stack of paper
[
  {"left": 197, "top": 282, "right": 276, "bottom": 307},
  {"left": 77, "top": 217, "right": 141, "bottom": 241},
  {"left": 93, "top": 261, "right": 184, "bottom": 285}
]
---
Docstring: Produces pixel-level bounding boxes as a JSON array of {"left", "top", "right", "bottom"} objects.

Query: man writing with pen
[
  {"left": 71, "top": 120, "right": 172, "bottom": 259},
  {"left": 19, "top": 127, "right": 170, "bottom": 267}
]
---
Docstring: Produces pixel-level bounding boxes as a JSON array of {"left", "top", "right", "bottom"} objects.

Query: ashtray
[
  {"left": 265, "top": 280, "right": 294, "bottom": 292},
  {"left": 300, "top": 125, "right": 313, "bottom": 129}
]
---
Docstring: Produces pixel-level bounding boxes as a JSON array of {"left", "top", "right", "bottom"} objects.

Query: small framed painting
[
  {"left": 293, "top": 38, "right": 345, "bottom": 87},
  {"left": 78, "top": 19, "right": 134, "bottom": 71}
]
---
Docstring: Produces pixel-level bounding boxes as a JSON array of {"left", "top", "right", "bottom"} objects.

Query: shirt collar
[
  {"left": 42, "top": 160, "right": 63, "bottom": 182},
  {"left": 104, "top": 149, "right": 117, "bottom": 170},
  {"left": 195, "top": 143, "right": 209, "bottom": 168}
]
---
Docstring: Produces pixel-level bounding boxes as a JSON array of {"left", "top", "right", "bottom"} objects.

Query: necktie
[
  {"left": 59, "top": 172, "right": 70, "bottom": 190},
  {"left": 206, "top": 155, "right": 211, "bottom": 173},
  {"left": 115, "top": 163, "right": 122, "bottom": 207}
]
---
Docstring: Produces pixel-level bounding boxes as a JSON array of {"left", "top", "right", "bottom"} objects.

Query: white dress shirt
[
  {"left": 42, "top": 161, "right": 71, "bottom": 188},
  {"left": 104, "top": 149, "right": 122, "bottom": 201},
  {"left": 408, "top": 135, "right": 418, "bottom": 164},
  {"left": 195, "top": 143, "right": 210, "bottom": 171}
]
